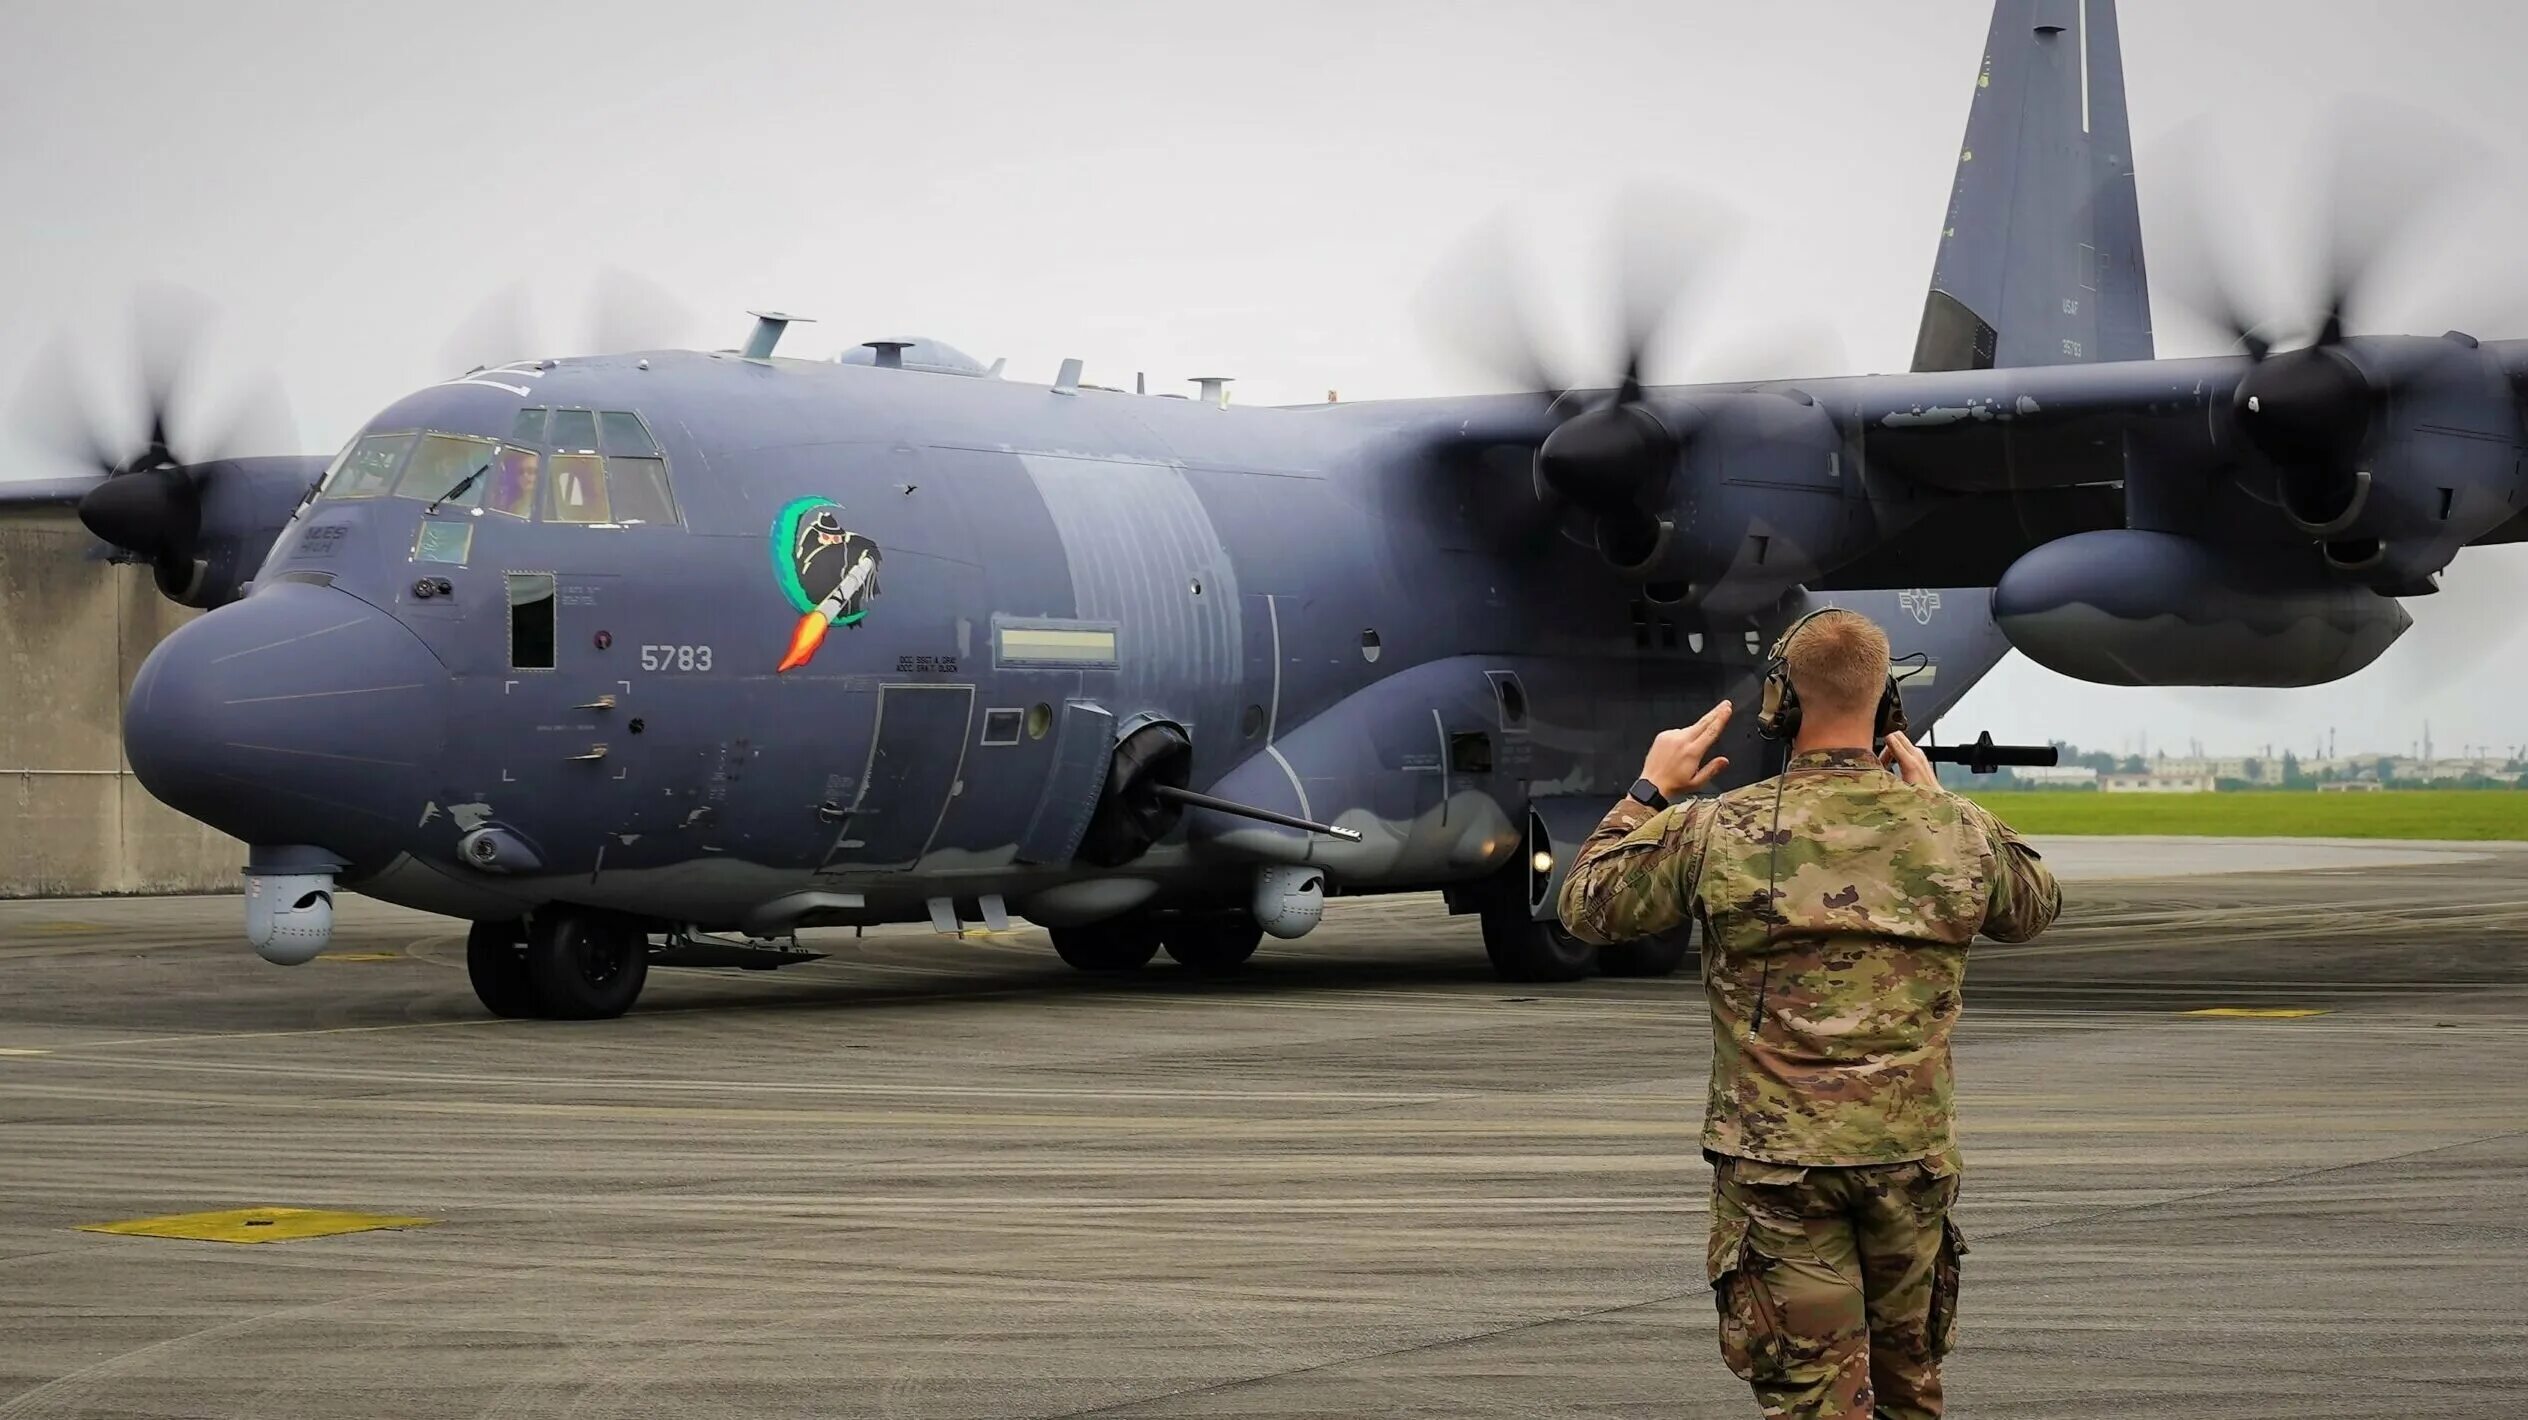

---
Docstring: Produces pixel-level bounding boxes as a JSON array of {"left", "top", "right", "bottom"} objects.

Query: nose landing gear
[{"left": 466, "top": 910, "right": 650, "bottom": 1019}]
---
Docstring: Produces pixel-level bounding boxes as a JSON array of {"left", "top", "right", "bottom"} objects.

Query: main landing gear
[
  {"left": 467, "top": 909, "right": 650, "bottom": 1019},
  {"left": 1478, "top": 908, "right": 1694, "bottom": 982},
  {"left": 1049, "top": 911, "right": 1265, "bottom": 976}
]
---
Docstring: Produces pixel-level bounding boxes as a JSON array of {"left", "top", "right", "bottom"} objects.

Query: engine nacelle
[
  {"left": 1618, "top": 392, "right": 1863, "bottom": 612},
  {"left": 1993, "top": 530, "right": 2411, "bottom": 687},
  {"left": 2233, "top": 335, "right": 2523, "bottom": 588}
]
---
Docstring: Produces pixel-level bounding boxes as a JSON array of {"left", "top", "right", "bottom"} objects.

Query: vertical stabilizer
[{"left": 1913, "top": 0, "right": 2151, "bottom": 372}]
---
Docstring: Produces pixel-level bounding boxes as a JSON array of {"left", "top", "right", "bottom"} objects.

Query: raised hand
[
  {"left": 1640, "top": 700, "right": 1734, "bottom": 798},
  {"left": 1879, "top": 730, "right": 1937, "bottom": 788}
]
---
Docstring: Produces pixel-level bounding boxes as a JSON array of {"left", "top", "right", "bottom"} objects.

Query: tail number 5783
[{"left": 640, "top": 644, "right": 713, "bottom": 672}]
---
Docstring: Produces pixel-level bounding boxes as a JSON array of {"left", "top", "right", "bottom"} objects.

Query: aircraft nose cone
[{"left": 126, "top": 583, "right": 450, "bottom": 864}]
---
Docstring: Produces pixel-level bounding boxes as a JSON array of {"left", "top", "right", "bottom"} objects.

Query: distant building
[
  {"left": 2405, "top": 758, "right": 2520, "bottom": 785},
  {"left": 2008, "top": 766, "right": 2099, "bottom": 789},
  {"left": 2153, "top": 756, "right": 2284, "bottom": 786},
  {"left": 2317, "top": 780, "right": 2385, "bottom": 793},
  {"left": 2103, "top": 773, "right": 2216, "bottom": 794}
]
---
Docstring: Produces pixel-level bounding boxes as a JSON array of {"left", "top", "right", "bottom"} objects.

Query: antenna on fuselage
[
  {"left": 862, "top": 340, "right": 910, "bottom": 370},
  {"left": 743, "top": 311, "right": 814, "bottom": 360},
  {"left": 1191, "top": 376, "right": 1233, "bottom": 409}
]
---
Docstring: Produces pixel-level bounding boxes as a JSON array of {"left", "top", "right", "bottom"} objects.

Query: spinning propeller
[
  {"left": 2150, "top": 101, "right": 2528, "bottom": 681},
  {"left": 1416, "top": 198, "right": 1744, "bottom": 572},
  {"left": 2155, "top": 103, "right": 2495, "bottom": 533},
  {"left": 16, "top": 289, "right": 295, "bottom": 604}
]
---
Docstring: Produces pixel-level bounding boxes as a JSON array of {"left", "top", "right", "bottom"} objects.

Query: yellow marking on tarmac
[
  {"left": 314, "top": 952, "right": 402, "bottom": 962},
  {"left": 0, "top": 1048, "right": 51, "bottom": 1056},
  {"left": 26, "top": 921, "right": 104, "bottom": 934},
  {"left": 2183, "top": 1007, "right": 2332, "bottom": 1019},
  {"left": 77, "top": 1206, "right": 436, "bottom": 1245}
]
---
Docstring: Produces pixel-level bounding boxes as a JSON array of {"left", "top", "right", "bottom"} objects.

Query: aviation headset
[{"left": 1753, "top": 607, "right": 1909, "bottom": 744}]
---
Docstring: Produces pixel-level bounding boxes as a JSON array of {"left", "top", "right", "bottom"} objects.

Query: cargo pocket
[
  {"left": 1708, "top": 1212, "right": 1787, "bottom": 1382},
  {"left": 1927, "top": 1216, "right": 1968, "bottom": 1360}
]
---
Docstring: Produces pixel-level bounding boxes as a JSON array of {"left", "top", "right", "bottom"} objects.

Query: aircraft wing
[
  {"left": 1811, "top": 484, "right": 2124, "bottom": 591},
  {"left": 0, "top": 476, "right": 107, "bottom": 506},
  {"left": 1841, "top": 356, "right": 2240, "bottom": 495}
]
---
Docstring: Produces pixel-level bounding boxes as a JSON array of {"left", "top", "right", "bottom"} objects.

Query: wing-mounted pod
[{"left": 1992, "top": 529, "right": 2411, "bottom": 686}]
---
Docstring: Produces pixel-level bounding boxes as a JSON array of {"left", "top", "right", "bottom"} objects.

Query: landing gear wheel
[
  {"left": 1481, "top": 908, "right": 1599, "bottom": 983},
  {"left": 1049, "top": 915, "right": 1162, "bottom": 973},
  {"left": 1598, "top": 927, "right": 1694, "bottom": 978},
  {"left": 466, "top": 919, "right": 541, "bottom": 1018},
  {"left": 524, "top": 911, "right": 649, "bottom": 1020},
  {"left": 1162, "top": 915, "right": 1263, "bottom": 974}
]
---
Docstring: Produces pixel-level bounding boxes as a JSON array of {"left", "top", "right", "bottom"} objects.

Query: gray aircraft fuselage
[{"left": 124, "top": 350, "right": 2010, "bottom": 937}]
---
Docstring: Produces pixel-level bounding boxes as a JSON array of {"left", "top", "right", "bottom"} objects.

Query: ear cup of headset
[{"left": 1875, "top": 675, "right": 1907, "bottom": 740}]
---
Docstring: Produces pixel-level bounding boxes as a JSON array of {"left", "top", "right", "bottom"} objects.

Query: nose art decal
[{"left": 771, "top": 497, "right": 883, "bottom": 672}]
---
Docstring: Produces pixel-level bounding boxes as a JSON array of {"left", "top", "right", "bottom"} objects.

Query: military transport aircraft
[{"left": 9, "top": 0, "right": 2525, "bottom": 1018}]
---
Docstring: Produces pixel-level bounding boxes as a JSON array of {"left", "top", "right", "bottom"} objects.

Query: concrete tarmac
[{"left": 2, "top": 838, "right": 2524, "bottom": 1418}]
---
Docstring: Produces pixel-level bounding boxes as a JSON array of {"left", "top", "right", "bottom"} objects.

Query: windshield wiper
[{"left": 425, "top": 457, "right": 496, "bottom": 514}]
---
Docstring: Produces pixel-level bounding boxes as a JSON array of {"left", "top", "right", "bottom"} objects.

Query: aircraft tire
[
  {"left": 466, "top": 919, "right": 543, "bottom": 1018},
  {"left": 524, "top": 911, "right": 649, "bottom": 1020},
  {"left": 1049, "top": 917, "right": 1162, "bottom": 973},
  {"left": 1162, "top": 915, "right": 1263, "bottom": 974},
  {"left": 1480, "top": 908, "right": 1599, "bottom": 983},
  {"left": 1597, "top": 929, "right": 1694, "bottom": 978}
]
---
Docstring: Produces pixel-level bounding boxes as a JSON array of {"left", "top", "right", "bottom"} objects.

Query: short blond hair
[{"left": 1785, "top": 610, "right": 1892, "bottom": 720}]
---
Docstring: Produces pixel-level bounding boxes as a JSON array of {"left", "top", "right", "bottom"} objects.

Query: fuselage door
[{"left": 818, "top": 683, "right": 975, "bottom": 872}]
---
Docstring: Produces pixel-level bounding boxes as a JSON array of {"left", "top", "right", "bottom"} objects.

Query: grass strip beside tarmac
[{"left": 1962, "top": 789, "right": 2528, "bottom": 840}]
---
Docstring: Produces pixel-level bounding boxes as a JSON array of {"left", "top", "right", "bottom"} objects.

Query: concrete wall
[{"left": 1, "top": 506, "right": 241, "bottom": 896}]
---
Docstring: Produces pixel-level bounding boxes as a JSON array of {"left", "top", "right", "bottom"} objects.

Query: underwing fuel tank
[{"left": 1992, "top": 530, "right": 2411, "bottom": 687}]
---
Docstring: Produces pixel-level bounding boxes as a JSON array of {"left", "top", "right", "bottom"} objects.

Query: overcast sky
[{"left": 4, "top": 1, "right": 2525, "bottom": 760}]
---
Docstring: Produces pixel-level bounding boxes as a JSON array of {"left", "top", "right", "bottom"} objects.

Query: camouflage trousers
[{"left": 1706, "top": 1153, "right": 1967, "bottom": 1420}]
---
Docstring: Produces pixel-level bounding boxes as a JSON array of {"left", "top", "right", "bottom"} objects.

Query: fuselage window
[
  {"left": 392, "top": 433, "right": 500, "bottom": 508},
  {"left": 327, "top": 433, "right": 414, "bottom": 499},
  {"left": 484, "top": 447, "right": 541, "bottom": 519},
  {"left": 545, "top": 453, "right": 612, "bottom": 523},
  {"left": 507, "top": 573, "right": 556, "bottom": 670}
]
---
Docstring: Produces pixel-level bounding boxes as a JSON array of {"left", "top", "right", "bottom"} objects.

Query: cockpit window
[
  {"left": 607, "top": 456, "right": 677, "bottom": 524},
  {"left": 484, "top": 447, "right": 540, "bottom": 519},
  {"left": 392, "top": 433, "right": 500, "bottom": 509},
  {"left": 545, "top": 453, "right": 611, "bottom": 523},
  {"left": 326, "top": 434, "right": 413, "bottom": 499},
  {"left": 598, "top": 411, "right": 656, "bottom": 456},
  {"left": 504, "top": 409, "right": 679, "bottom": 526},
  {"left": 549, "top": 409, "right": 600, "bottom": 453}
]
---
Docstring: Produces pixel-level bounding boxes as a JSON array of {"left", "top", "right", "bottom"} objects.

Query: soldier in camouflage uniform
[{"left": 1557, "top": 609, "right": 2059, "bottom": 1420}]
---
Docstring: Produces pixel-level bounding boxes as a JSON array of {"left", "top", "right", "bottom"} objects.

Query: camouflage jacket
[{"left": 1557, "top": 747, "right": 2061, "bottom": 1167}]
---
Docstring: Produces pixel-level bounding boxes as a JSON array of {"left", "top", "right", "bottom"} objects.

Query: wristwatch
[{"left": 1626, "top": 777, "right": 1669, "bottom": 812}]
